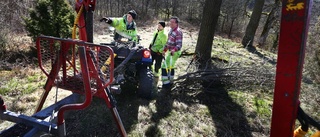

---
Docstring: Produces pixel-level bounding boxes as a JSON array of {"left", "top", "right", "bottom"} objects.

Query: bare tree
[
  {"left": 258, "top": 0, "right": 281, "bottom": 47},
  {"left": 220, "top": 0, "right": 246, "bottom": 38},
  {"left": 241, "top": 0, "right": 265, "bottom": 47},
  {"left": 195, "top": 0, "right": 223, "bottom": 69}
]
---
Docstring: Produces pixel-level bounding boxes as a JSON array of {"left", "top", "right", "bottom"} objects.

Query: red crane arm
[{"left": 270, "top": 0, "right": 313, "bottom": 136}]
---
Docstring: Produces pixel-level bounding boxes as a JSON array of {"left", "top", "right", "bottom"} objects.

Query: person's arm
[
  {"left": 159, "top": 33, "right": 168, "bottom": 53},
  {"left": 110, "top": 18, "right": 121, "bottom": 27},
  {"left": 100, "top": 17, "right": 121, "bottom": 26},
  {"left": 174, "top": 30, "right": 183, "bottom": 51},
  {"left": 149, "top": 32, "right": 156, "bottom": 49}
]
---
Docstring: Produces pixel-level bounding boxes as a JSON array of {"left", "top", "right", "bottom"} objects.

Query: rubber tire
[
  {"left": 0, "top": 96, "right": 4, "bottom": 106},
  {"left": 120, "top": 80, "right": 138, "bottom": 95},
  {"left": 138, "top": 68, "right": 155, "bottom": 99}
]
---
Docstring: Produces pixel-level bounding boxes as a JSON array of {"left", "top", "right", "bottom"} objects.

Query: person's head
[
  {"left": 158, "top": 21, "right": 165, "bottom": 30},
  {"left": 169, "top": 16, "right": 179, "bottom": 29},
  {"left": 127, "top": 10, "right": 137, "bottom": 23}
]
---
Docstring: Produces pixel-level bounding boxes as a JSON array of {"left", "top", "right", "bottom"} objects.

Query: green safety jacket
[
  {"left": 110, "top": 15, "right": 138, "bottom": 41},
  {"left": 150, "top": 29, "right": 167, "bottom": 53}
]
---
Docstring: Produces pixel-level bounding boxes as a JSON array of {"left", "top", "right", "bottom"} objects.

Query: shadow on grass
[
  {"left": 196, "top": 87, "right": 253, "bottom": 137},
  {"left": 246, "top": 46, "right": 276, "bottom": 65},
  {"left": 145, "top": 84, "right": 253, "bottom": 137},
  {"left": 65, "top": 90, "right": 152, "bottom": 137},
  {"left": 146, "top": 90, "right": 174, "bottom": 137},
  {"left": 65, "top": 79, "right": 252, "bottom": 136}
]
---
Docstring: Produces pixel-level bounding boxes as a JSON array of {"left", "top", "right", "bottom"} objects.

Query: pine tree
[{"left": 24, "top": 0, "right": 75, "bottom": 41}]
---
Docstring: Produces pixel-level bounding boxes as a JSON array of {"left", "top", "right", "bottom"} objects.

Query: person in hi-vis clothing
[
  {"left": 149, "top": 21, "right": 167, "bottom": 85},
  {"left": 161, "top": 16, "right": 183, "bottom": 92}
]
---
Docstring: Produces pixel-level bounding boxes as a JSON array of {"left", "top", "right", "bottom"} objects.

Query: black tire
[
  {"left": 138, "top": 68, "right": 155, "bottom": 99},
  {"left": 120, "top": 80, "right": 138, "bottom": 95},
  {"left": 0, "top": 96, "right": 4, "bottom": 106}
]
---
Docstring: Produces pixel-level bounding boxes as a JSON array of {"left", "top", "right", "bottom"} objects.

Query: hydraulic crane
[{"left": 1, "top": 0, "right": 128, "bottom": 136}]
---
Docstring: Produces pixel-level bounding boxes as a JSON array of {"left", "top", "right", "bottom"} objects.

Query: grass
[
  {"left": 253, "top": 96, "right": 272, "bottom": 117},
  {"left": 0, "top": 68, "right": 47, "bottom": 128},
  {"left": 0, "top": 72, "right": 45, "bottom": 95}
]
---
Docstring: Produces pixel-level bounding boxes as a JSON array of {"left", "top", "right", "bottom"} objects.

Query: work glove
[
  {"left": 100, "top": 17, "right": 107, "bottom": 22},
  {"left": 100, "top": 17, "right": 112, "bottom": 24},
  {"left": 162, "top": 47, "right": 168, "bottom": 56},
  {"left": 170, "top": 49, "right": 175, "bottom": 56}
]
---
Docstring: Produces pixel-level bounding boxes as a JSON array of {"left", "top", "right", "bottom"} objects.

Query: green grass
[
  {"left": 253, "top": 97, "right": 272, "bottom": 117},
  {"left": 0, "top": 72, "right": 46, "bottom": 95},
  {"left": 23, "top": 84, "right": 38, "bottom": 94},
  {"left": 214, "top": 36, "right": 241, "bottom": 49},
  {"left": 0, "top": 87, "right": 10, "bottom": 95},
  {"left": 26, "top": 74, "right": 40, "bottom": 82},
  {"left": 0, "top": 78, "right": 19, "bottom": 95}
]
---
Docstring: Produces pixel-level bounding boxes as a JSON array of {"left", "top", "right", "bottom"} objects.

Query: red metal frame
[
  {"left": 35, "top": 36, "right": 115, "bottom": 105},
  {"left": 74, "top": 0, "right": 96, "bottom": 42},
  {"left": 270, "top": 0, "right": 312, "bottom": 136},
  {"left": 35, "top": 36, "right": 127, "bottom": 136},
  {"left": 57, "top": 46, "right": 93, "bottom": 125}
]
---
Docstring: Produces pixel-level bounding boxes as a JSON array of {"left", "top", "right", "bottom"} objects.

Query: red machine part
[
  {"left": 143, "top": 50, "right": 151, "bottom": 58},
  {"left": 35, "top": 36, "right": 126, "bottom": 136},
  {"left": 74, "top": 0, "right": 96, "bottom": 42},
  {"left": 270, "top": 0, "right": 312, "bottom": 136},
  {"left": 0, "top": 96, "right": 6, "bottom": 111}
]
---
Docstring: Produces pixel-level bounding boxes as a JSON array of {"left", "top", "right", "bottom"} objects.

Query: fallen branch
[{"left": 174, "top": 65, "right": 275, "bottom": 91}]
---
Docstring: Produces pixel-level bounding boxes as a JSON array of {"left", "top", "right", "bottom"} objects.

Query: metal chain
[{"left": 48, "top": 48, "right": 61, "bottom": 134}]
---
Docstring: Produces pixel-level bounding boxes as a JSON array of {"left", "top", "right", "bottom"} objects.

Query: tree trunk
[
  {"left": 117, "top": 1, "right": 120, "bottom": 16},
  {"left": 272, "top": 31, "right": 279, "bottom": 52},
  {"left": 172, "top": 0, "right": 178, "bottom": 16},
  {"left": 228, "top": 18, "right": 235, "bottom": 38},
  {"left": 195, "top": 0, "right": 222, "bottom": 70},
  {"left": 221, "top": 16, "right": 226, "bottom": 32},
  {"left": 258, "top": 0, "right": 280, "bottom": 47},
  {"left": 241, "top": 0, "right": 265, "bottom": 47},
  {"left": 243, "top": 0, "right": 251, "bottom": 17},
  {"left": 109, "top": 0, "right": 112, "bottom": 16},
  {"left": 154, "top": 0, "right": 159, "bottom": 17},
  {"left": 145, "top": 0, "right": 150, "bottom": 18}
]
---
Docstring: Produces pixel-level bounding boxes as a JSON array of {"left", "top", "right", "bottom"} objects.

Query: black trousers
[{"left": 151, "top": 50, "right": 162, "bottom": 73}]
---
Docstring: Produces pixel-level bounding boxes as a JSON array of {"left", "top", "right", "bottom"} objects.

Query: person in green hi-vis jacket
[
  {"left": 149, "top": 21, "right": 167, "bottom": 81},
  {"left": 100, "top": 10, "right": 138, "bottom": 42}
]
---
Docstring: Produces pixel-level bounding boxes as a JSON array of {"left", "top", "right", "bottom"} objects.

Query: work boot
[
  {"left": 160, "top": 87, "right": 168, "bottom": 95},
  {"left": 161, "top": 83, "right": 172, "bottom": 94}
]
